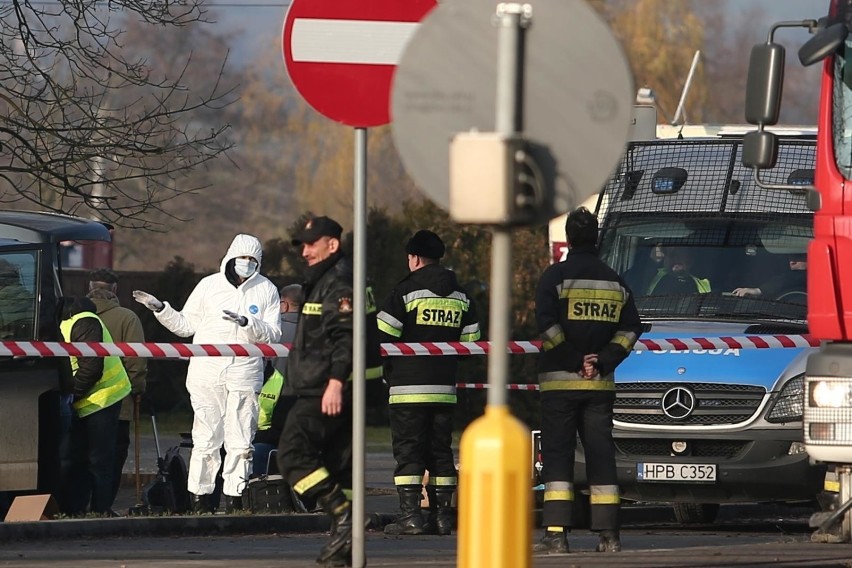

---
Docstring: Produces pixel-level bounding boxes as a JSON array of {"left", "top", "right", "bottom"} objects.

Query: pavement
[{"left": 0, "top": 433, "right": 810, "bottom": 541}]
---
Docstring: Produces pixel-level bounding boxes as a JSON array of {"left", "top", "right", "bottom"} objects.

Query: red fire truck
[{"left": 744, "top": 0, "right": 852, "bottom": 542}]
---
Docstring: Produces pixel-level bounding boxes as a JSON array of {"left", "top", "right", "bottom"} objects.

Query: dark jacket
[
  {"left": 285, "top": 253, "right": 354, "bottom": 396},
  {"left": 535, "top": 245, "right": 643, "bottom": 383},
  {"left": 377, "top": 263, "right": 480, "bottom": 397}
]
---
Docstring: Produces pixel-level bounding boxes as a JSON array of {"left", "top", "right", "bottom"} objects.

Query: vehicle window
[
  {"left": 600, "top": 215, "right": 811, "bottom": 323},
  {"left": 0, "top": 252, "right": 37, "bottom": 340}
]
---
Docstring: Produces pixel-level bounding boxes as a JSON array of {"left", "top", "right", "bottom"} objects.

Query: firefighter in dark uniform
[
  {"left": 277, "top": 215, "right": 381, "bottom": 567},
  {"left": 534, "top": 207, "right": 642, "bottom": 554},
  {"left": 377, "top": 230, "right": 480, "bottom": 536}
]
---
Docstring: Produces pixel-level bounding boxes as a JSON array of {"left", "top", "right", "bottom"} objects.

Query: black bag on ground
[{"left": 242, "top": 474, "right": 297, "bottom": 514}]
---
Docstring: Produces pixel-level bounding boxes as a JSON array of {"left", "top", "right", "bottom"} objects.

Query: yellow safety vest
[
  {"left": 61, "top": 312, "right": 131, "bottom": 418},
  {"left": 257, "top": 369, "right": 284, "bottom": 431}
]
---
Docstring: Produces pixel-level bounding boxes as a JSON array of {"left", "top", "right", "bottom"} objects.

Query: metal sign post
[{"left": 281, "top": 2, "right": 437, "bottom": 566}]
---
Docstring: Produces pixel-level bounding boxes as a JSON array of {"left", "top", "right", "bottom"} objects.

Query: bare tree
[{"left": 0, "top": 0, "right": 237, "bottom": 228}]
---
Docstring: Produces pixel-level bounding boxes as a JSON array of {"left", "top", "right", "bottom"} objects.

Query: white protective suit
[{"left": 154, "top": 234, "right": 281, "bottom": 497}]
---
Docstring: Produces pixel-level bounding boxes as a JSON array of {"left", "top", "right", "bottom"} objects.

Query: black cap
[
  {"left": 291, "top": 216, "right": 343, "bottom": 246},
  {"left": 405, "top": 230, "right": 445, "bottom": 259}
]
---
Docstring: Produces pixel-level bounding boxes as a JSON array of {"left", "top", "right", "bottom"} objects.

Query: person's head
[
  {"left": 88, "top": 267, "right": 118, "bottom": 295},
  {"left": 789, "top": 253, "right": 807, "bottom": 271},
  {"left": 224, "top": 234, "right": 263, "bottom": 282},
  {"left": 0, "top": 258, "right": 20, "bottom": 288},
  {"left": 405, "top": 230, "right": 444, "bottom": 272},
  {"left": 650, "top": 242, "right": 665, "bottom": 264},
  {"left": 664, "top": 247, "right": 692, "bottom": 273},
  {"left": 279, "top": 284, "right": 303, "bottom": 314},
  {"left": 291, "top": 216, "right": 343, "bottom": 267},
  {"left": 564, "top": 207, "right": 598, "bottom": 248}
]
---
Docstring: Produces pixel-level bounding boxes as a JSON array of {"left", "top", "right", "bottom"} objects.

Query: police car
[{"left": 538, "top": 135, "right": 826, "bottom": 525}]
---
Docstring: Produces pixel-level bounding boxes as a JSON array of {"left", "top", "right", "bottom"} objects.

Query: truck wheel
[{"left": 673, "top": 503, "right": 719, "bottom": 524}]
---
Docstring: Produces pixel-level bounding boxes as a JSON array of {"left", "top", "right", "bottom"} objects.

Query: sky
[{"left": 200, "top": 0, "right": 832, "bottom": 85}]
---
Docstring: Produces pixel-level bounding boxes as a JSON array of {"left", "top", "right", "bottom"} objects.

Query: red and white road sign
[{"left": 282, "top": 0, "right": 436, "bottom": 128}]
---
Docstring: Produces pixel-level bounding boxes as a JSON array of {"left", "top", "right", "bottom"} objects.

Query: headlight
[
  {"left": 810, "top": 380, "right": 852, "bottom": 408},
  {"left": 766, "top": 375, "right": 804, "bottom": 423}
]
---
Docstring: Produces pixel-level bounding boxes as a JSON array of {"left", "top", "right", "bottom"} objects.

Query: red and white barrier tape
[{"left": 0, "top": 335, "right": 819, "bottom": 359}]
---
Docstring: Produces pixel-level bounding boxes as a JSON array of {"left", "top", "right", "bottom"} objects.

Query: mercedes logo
[{"left": 661, "top": 386, "right": 696, "bottom": 420}]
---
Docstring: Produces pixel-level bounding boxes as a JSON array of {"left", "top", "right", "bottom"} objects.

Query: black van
[{"left": 0, "top": 211, "right": 111, "bottom": 506}]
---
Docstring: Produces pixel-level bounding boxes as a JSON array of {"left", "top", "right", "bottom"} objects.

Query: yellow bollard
[{"left": 457, "top": 404, "right": 531, "bottom": 568}]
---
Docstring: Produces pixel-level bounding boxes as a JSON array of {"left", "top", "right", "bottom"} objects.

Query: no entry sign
[{"left": 282, "top": 0, "right": 436, "bottom": 128}]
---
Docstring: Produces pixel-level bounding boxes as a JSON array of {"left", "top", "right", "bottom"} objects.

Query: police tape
[{"left": 0, "top": 334, "right": 820, "bottom": 359}]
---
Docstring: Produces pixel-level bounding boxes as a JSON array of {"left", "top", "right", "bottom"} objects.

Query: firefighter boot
[
  {"left": 224, "top": 495, "right": 243, "bottom": 514},
  {"left": 383, "top": 486, "right": 425, "bottom": 535},
  {"left": 425, "top": 486, "right": 455, "bottom": 536},
  {"left": 534, "top": 529, "right": 569, "bottom": 554},
  {"left": 190, "top": 493, "right": 213, "bottom": 515},
  {"left": 316, "top": 485, "right": 353, "bottom": 567},
  {"left": 596, "top": 529, "right": 622, "bottom": 552}
]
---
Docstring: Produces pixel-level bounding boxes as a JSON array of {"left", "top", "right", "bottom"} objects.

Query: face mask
[{"left": 234, "top": 258, "right": 258, "bottom": 278}]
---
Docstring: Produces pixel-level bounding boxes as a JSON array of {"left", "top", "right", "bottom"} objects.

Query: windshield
[
  {"left": 0, "top": 250, "right": 37, "bottom": 340},
  {"left": 599, "top": 214, "right": 811, "bottom": 323},
  {"left": 834, "top": 34, "right": 852, "bottom": 178}
]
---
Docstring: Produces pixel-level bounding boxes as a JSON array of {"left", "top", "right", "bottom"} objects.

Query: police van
[{"left": 537, "top": 130, "right": 825, "bottom": 524}]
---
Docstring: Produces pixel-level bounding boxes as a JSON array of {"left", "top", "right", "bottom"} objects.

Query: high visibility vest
[
  {"left": 257, "top": 369, "right": 284, "bottom": 431},
  {"left": 647, "top": 269, "right": 711, "bottom": 294},
  {"left": 61, "top": 312, "right": 131, "bottom": 418}
]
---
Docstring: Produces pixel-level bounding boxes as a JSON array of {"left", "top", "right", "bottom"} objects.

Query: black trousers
[
  {"left": 110, "top": 419, "right": 131, "bottom": 503},
  {"left": 540, "top": 390, "right": 619, "bottom": 530},
  {"left": 389, "top": 404, "right": 456, "bottom": 484},
  {"left": 277, "top": 396, "right": 351, "bottom": 499}
]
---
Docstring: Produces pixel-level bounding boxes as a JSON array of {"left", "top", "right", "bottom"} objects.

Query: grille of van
[
  {"left": 614, "top": 382, "right": 766, "bottom": 426},
  {"left": 614, "top": 439, "right": 748, "bottom": 458}
]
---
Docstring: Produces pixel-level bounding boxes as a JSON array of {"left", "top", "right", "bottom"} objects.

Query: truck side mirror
[
  {"left": 742, "top": 130, "right": 778, "bottom": 170},
  {"left": 745, "top": 43, "right": 785, "bottom": 126},
  {"left": 799, "top": 21, "right": 847, "bottom": 66}
]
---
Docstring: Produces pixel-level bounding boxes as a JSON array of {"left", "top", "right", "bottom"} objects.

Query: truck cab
[
  {"left": 0, "top": 211, "right": 111, "bottom": 503},
  {"left": 575, "top": 134, "right": 823, "bottom": 523}
]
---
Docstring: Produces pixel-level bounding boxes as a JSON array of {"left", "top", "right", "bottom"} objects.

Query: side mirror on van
[
  {"left": 799, "top": 21, "right": 848, "bottom": 67},
  {"left": 743, "top": 130, "right": 779, "bottom": 170},
  {"left": 745, "top": 43, "right": 785, "bottom": 126}
]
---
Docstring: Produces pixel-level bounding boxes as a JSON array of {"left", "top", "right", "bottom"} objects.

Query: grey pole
[
  {"left": 352, "top": 126, "right": 367, "bottom": 568},
  {"left": 488, "top": 4, "right": 530, "bottom": 407}
]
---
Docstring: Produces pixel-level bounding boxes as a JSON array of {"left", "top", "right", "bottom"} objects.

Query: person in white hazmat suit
[{"left": 133, "top": 234, "right": 281, "bottom": 513}]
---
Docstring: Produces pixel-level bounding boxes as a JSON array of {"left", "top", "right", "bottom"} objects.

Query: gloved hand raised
[
  {"left": 132, "top": 290, "right": 164, "bottom": 312},
  {"left": 222, "top": 310, "right": 248, "bottom": 327}
]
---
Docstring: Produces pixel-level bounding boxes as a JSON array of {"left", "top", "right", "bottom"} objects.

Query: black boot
[
  {"left": 383, "top": 486, "right": 425, "bottom": 535},
  {"left": 596, "top": 529, "right": 621, "bottom": 552},
  {"left": 316, "top": 484, "right": 352, "bottom": 567},
  {"left": 534, "top": 529, "right": 569, "bottom": 554},
  {"left": 224, "top": 495, "right": 243, "bottom": 514},
  {"left": 425, "top": 486, "right": 455, "bottom": 536},
  {"left": 190, "top": 493, "right": 213, "bottom": 515}
]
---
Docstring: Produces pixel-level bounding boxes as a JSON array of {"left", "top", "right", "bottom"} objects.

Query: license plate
[{"left": 637, "top": 462, "right": 717, "bottom": 482}]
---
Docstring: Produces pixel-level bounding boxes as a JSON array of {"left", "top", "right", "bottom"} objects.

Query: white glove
[
  {"left": 132, "top": 290, "right": 164, "bottom": 312},
  {"left": 222, "top": 310, "right": 248, "bottom": 327}
]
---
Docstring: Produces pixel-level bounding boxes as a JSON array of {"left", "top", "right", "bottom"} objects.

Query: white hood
[{"left": 220, "top": 234, "right": 263, "bottom": 273}]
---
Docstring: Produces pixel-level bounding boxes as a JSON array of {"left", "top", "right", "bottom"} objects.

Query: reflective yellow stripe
[
  {"left": 342, "top": 488, "right": 353, "bottom": 501},
  {"left": 377, "top": 319, "right": 402, "bottom": 338},
  {"left": 394, "top": 475, "right": 423, "bottom": 486},
  {"left": 825, "top": 480, "right": 840, "bottom": 493},
  {"left": 590, "top": 494, "right": 621, "bottom": 505},
  {"left": 560, "top": 288, "right": 624, "bottom": 302},
  {"left": 590, "top": 484, "right": 620, "bottom": 505},
  {"left": 539, "top": 380, "right": 615, "bottom": 391},
  {"left": 546, "top": 526, "right": 565, "bottom": 533},
  {"left": 459, "top": 332, "right": 480, "bottom": 341},
  {"left": 294, "top": 467, "right": 330, "bottom": 495},
  {"left": 389, "top": 394, "right": 457, "bottom": 404},
  {"left": 610, "top": 332, "right": 636, "bottom": 350},
  {"left": 543, "top": 490, "right": 573, "bottom": 502},
  {"left": 302, "top": 303, "right": 322, "bottom": 316},
  {"left": 347, "top": 366, "right": 384, "bottom": 382},
  {"left": 428, "top": 476, "right": 457, "bottom": 486}
]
